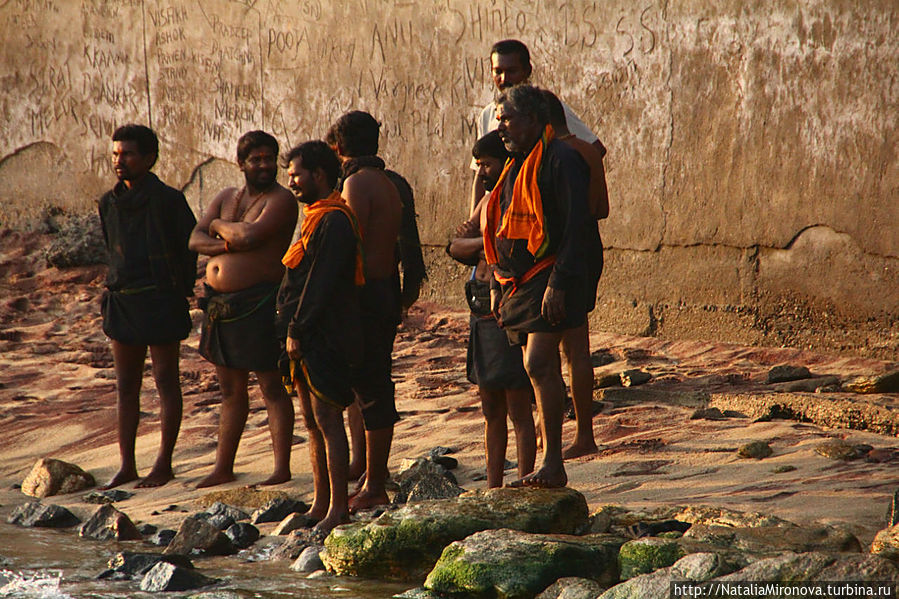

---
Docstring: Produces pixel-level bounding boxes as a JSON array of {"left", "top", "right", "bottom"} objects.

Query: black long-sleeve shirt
[
  {"left": 275, "top": 209, "right": 362, "bottom": 361},
  {"left": 491, "top": 138, "right": 591, "bottom": 292}
]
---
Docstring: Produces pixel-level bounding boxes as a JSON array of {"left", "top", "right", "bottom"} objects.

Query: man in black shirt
[
  {"left": 98, "top": 124, "right": 197, "bottom": 489},
  {"left": 277, "top": 140, "right": 364, "bottom": 533},
  {"left": 484, "top": 85, "right": 591, "bottom": 488}
]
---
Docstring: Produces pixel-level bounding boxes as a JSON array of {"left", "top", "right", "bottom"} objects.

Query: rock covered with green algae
[
  {"left": 321, "top": 487, "right": 590, "bottom": 581},
  {"left": 618, "top": 537, "right": 685, "bottom": 580},
  {"left": 423, "top": 529, "right": 625, "bottom": 598}
]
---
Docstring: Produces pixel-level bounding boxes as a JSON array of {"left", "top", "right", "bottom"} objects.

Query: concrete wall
[{"left": 1, "top": 0, "right": 896, "bottom": 357}]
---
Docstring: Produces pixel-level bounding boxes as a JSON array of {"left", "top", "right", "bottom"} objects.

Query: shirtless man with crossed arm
[{"left": 189, "top": 130, "right": 298, "bottom": 488}]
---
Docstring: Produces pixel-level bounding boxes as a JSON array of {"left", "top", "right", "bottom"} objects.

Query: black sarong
[
  {"left": 497, "top": 266, "right": 587, "bottom": 346},
  {"left": 101, "top": 286, "right": 191, "bottom": 346},
  {"left": 467, "top": 313, "right": 530, "bottom": 389},
  {"left": 199, "top": 282, "right": 280, "bottom": 371}
]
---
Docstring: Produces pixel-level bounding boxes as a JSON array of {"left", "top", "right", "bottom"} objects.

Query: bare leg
[
  {"left": 505, "top": 386, "right": 537, "bottom": 479},
  {"left": 197, "top": 366, "right": 249, "bottom": 488},
  {"left": 138, "top": 342, "right": 183, "bottom": 488},
  {"left": 257, "top": 370, "right": 294, "bottom": 485},
  {"left": 346, "top": 401, "right": 366, "bottom": 482},
  {"left": 101, "top": 340, "right": 146, "bottom": 489},
  {"left": 510, "top": 331, "right": 567, "bottom": 489},
  {"left": 310, "top": 396, "right": 350, "bottom": 533},
  {"left": 479, "top": 387, "right": 508, "bottom": 488},
  {"left": 561, "top": 323, "right": 598, "bottom": 459},
  {"left": 297, "top": 380, "right": 328, "bottom": 521},
  {"left": 348, "top": 426, "right": 393, "bottom": 513}
]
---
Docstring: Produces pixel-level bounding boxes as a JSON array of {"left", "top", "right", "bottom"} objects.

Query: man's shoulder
[{"left": 265, "top": 183, "right": 296, "bottom": 205}]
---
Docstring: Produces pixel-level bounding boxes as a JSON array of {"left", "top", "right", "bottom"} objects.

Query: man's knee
[
  {"left": 256, "top": 371, "right": 288, "bottom": 401},
  {"left": 479, "top": 388, "right": 507, "bottom": 421},
  {"left": 312, "top": 400, "right": 344, "bottom": 436}
]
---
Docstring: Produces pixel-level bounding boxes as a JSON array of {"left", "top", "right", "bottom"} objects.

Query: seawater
[{"left": 0, "top": 522, "right": 410, "bottom": 598}]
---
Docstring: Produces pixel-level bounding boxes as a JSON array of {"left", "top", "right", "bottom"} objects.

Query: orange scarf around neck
[
  {"left": 281, "top": 190, "right": 365, "bottom": 286},
  {"left": 483, "top": 124, "right": 554, "bottom": 266}
]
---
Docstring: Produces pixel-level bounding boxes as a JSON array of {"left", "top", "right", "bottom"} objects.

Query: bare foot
[
  {"left": 258, "top": 471, "right": 291, "bottom": 486},
  {"left": 508, "top": 466, "right": 568, "bottom": 489},
  {"left": 136, "top": 467, "right": 174, "bottom": 488},
  {"left": 313, "top": 512, "right": 351, "bottom": 535},
  {"left": 347, "top": 472, "right": 367, "bottom": 500},
  {"left": 99, "top": 469, "right": 139, "bottom": 490},
  {"left": 196, "top": 470, "right": 236, "bottom": 489},
  {"left": 348, "top": 489, "right": 390, "bottom": 514},
  {"left": 304, "top": 507, "right": 328, "bottom": 522},
  {"left": 562, "top": 441, "right": 598, "bottom": 460}
]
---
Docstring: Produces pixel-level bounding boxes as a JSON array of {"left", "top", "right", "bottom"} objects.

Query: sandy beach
[{"left": 1, "top": 228, "right": 898, "bottom": 547}]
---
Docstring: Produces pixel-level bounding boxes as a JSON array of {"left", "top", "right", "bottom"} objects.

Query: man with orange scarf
[
  {"left": 484, "top": 84, "right": 591, "bottom": 488},
  {"left": 276, "top": 140, "right": 365, "bottom": 533}
]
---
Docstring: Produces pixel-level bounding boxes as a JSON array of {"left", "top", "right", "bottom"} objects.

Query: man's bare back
[
  {"left": 191, "top": 184, "right": 297, "bottom": 292},
  {"left": 342, "top": 168, "right": 402, "bottom": 279}
]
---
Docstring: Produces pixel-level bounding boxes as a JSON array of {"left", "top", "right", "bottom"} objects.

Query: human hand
[
  {"left": 208, "top": 219, "right": 220, "bottom": 238},
  {"left": 490, "top": 288, "right": 501, "bottom": 319},
  {"left": 541, "top": 286, "right": 566, "bottom": 325},
  {"left": 455, "top": 220, "right": 479, "bottom": 238},
  {"left": 286, "top": 336, "right": 302, "bottom": 361}
]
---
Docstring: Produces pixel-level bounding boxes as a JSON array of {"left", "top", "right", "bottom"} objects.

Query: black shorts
[
  {"left": 467, "top": 314, "right": 530, "bottom": 390},
  {"left": 354, "top": 277, "right": 401, "bottom": 431},
  {"left": 199, "top": 282, "right": 280, "bottom": 372},
  {"left": 101, "top": 287, "right": 190, "bottom": 346},
  {"left": 497, "top": 266, "right": 587, "bottom": 346},
  {"left": 586, "top": 227, "right": 604, "bottom": 313}
]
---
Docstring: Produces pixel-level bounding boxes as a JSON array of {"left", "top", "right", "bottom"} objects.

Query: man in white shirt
[{"left": 470, "top": 39, "right": 601, "bottom": 214}]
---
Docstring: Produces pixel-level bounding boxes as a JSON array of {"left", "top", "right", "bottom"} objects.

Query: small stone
[
  {"left": 7, "top": 502, "right": 80, "bottom": 528},
  {"left": 163, "top": 517, "right": 237, "bottom": 556},
  {"left": 595, "top": 373, "right": 621, "bottom": 388},
  {"left": 620, "top": 369, "right": 652, "bottom": 387},
  {"left": 204, "top": 502, "right": 250, "bottom": 522},
  {"left": 691, "top": 407, "right": 725, "bottom": 420},
  {"left": 79, "top": 504, "right": 142, "bottom": 541},
  {"left": 767, "top": 365, "right": 812, "bottom": 383},
  {"left": 224, "top": 522, "right": 260, "bottom": 549},
  {"left": 21, "top": 458, "right": 95, "bottom": 498},
  {"left": 147, "top": 529, "right": 177, "bottom": 547},
  {"left": 191, "top": 512, "right": 235, "bottom": 531},
  {"left": 536, "top": 577, "right": 607, "bottom": 599},
  {"left": 737, "top": 441, "right": 773, "bottom": 459},
  {"left": 290, "top": 545, "right": 325, "bottom": 573},
  {"left": 251, "top": 498, "right": 309, "bottom": 525},
  {"left": 427, "top": 446, "right": 455, "bottom": 458},
  {"left": 100, "top": 552, "right": 194, "bottom": 580},
  {"left": 139, "top": 561, "right": 216, "bottom": 592},
  {"left": 138, "top": 523, "right": 158, "bottom": 535},
  {"left": 772, "top": 465, "right": 797, "bottom": 474},
  {"left": 815, "top": 440, "right": 867, "bottom": 460},
  {"left": 273, "top": 512, "right": 318, "bottom": 535},
  {"left": 82, "top": 489, "right": 134, "bottom": 504},
  {"left": 843, "top": 370, "right": 899, "bottom": 394}
]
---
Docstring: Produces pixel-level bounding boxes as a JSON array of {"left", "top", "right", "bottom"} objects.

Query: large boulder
[
  {"left": 21, "top": 458, "right": 95, "bottom": 498},
  {"left": 139, "top": 561, "right": 217, "bottom": 592},
  {"left": 322, "top": 487, "right": 590, "bottom": 581},
  {"left": 163, "top": 516, "right": 237, "bottom": 556},
  {"left": 682, "top": 523, "right": 861, "bottom": 554},
  {"left": 423, "top": 529, "right": 624, "bottom": 598},
  {"left": 7, "top": 501, "right": 80, "bottom": 528},
  {"left": 79, "top": 504, "right": 142, "bottom": 541},
  {"left": 713, "top": 551, "right": 899, "bottom": 582},
  {"left": 599, "top": 552, "right": 739, "bottom": 598}
]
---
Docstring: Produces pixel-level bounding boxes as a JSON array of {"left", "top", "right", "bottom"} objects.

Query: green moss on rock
[{"left": 618, "top": 538, "right": 685, "bottom": 580}]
